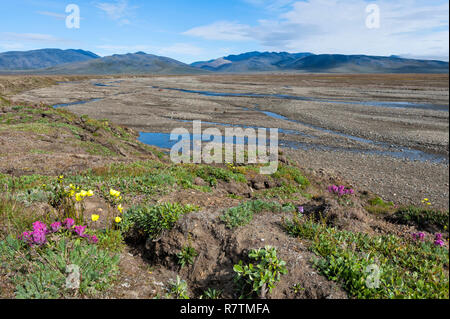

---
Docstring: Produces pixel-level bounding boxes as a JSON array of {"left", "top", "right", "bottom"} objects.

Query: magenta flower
[
  {"left": 412, "top": 232, "right": 426, "bottom": 242},
  {"left": 73, "top": 225, "right": 87, "bottom": 237},
  {"left": 50, "top": 222, "right": 62, "bottom": 233},
  {"left": 328, "top": 185, "right": 354, "bottom": 197},
  {"left": 32, "top": 221, "right": 48, "bottom": 234},
  {"left": 434, "top": 239, "right": 444, "bottom": 247},
  {"left": 89, "top": 235, "right": 98, "bottom": 244},
  {"left": 63, "top": 218, "right": 75, "bottom": 229},
  {"left": 19, "top": 231, "right": 32, "bottom": 244}
]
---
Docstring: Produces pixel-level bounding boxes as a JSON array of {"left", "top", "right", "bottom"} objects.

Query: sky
[{"left": 0, "top": 0, "right": 448, "bottom": 63}]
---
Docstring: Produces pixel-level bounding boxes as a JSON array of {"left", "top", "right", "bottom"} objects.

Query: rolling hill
[
  {"left": 0, "top": 48, "right": 100, "bottom": 70},
  {"left": 282, "top": 54, "right": 449, "bottom": 73},
  {"left": 191, "top": 51, "right": 313, "bottom": 72},
  {"left": 30, "top": 52, "right": 207, "bottom": 75},
  {"left": 191, "top": 52, "right": 448, "bottom": 73}
]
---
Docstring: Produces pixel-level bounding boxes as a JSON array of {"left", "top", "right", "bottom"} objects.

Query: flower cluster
[
  {"left": 434, "top": 233, "right": 444, "bottom": 247},
  {"left": 19, "top": 218, "right": 98, "bottom": 246},
  {"left": 19, "top": 221, "right": 48, "bottom": 246},
  {"left": 109, "top": 188, "right": 123, "bottom": 225},
  {"left": 411, "top": 232, "right": 425, "bottom": 241},
  {"left": 412, "top": 232, "right": 445, "bottom": 247},
  {"left": 73, "top": 185, "right": 94, "bottom": 202},
  {"left": 327, "top": 185, "right": 354, "bottom": 196},
  {"left": 421, "top": 198, "right": 431, "bottom": 206}
]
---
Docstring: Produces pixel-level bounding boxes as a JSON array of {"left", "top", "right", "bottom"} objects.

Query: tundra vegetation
[{"left": 0, "top": 77, "right": 448, "bottom": 299}]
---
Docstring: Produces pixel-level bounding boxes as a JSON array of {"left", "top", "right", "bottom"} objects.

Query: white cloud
[
  {"left": 37, "top": 11, "right": 66, "bottom": 20},
  {"left": 0, "top": 32, "right": 68, "bottom": 43},
  {"left": 184, "top": 21, "right": 252, "bottom": 41},
  {"left": 184, "top": 0, "right": 449, "bottom": 60},
  {"left": 96, "top": 0, "right": 136, "bottom": 25}
]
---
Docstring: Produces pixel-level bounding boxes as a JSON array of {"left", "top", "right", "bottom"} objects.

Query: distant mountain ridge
[
  {"left": 36, "top": 52, "right": 206, "bottom": 75},
  {"left": 191, "top": 52, "right": 448, "bottom": 73},
  {"left": 0, "top": 49, "right": 100, "bottom": 70},
  {"left": 0, "top": 49, "right": 447, "bottom": 74},
  {"left": 191, "top": 51, "right": 313, "bottom": 72}
]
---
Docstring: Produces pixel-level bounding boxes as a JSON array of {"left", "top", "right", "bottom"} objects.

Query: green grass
[
  {"left": 0, "top": 235, "right": 119, "bottom": 298},
  {"left": 221, "top": 200, "right": 295, "bottom": 229},
  {"left": 365, "top": 196, "right": 395, "bottom": 215},
  {"left": 284, "top": 214, "right": 449, "bottom": 299},
  {"left": 0, "top": 197, "right": 40, "bottom": 239},
  {"left": 271, "top": 165, "right": 309, "bottom": 187},
  {"left": 122, "top": 202, "right": 198, "bottom": 240}
]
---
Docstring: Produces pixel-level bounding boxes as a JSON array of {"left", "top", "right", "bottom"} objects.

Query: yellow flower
[
  {"left": 69, "top": 190, "right": 75, "bottom": 197},
  {"left": 87, "top": 190, "right": 94, "bottom": 197},
  {"left": 426, "top": 202, "right": 431, "bottom": 205},
  {"left": 110, "top": 189, "right": 121, "bottom": 197},
  {"left": 117, "top": 204, "right": 123, "bottom": 213},
  {"left": 424, "top": 198, "right": 429, "bottom": 201},
  {"left": 59, "top": 175, "right": 64, "bottom": 179},
  {"left": 80, "top": 190, "right": 88, "bottom": 197},
  {"left": 75, "top": 193, "right": 83, "bottom": 202},
  {"left": 91, "top": 214, "right": 99, "bottom": 222},
  {"left": 115, "top": 216, "right": 122, "bottom": 223}
]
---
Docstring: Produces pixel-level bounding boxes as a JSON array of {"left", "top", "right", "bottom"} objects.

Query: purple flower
[
  {"left": 435, "top": 233, "right": 443, "bottom": 241},
  {"left": 298, "top": 206, "right": 304, "bottom": 214},
  {"left": 31, "top": 230, "right": 46, "bottom": 245},
  {"left": 63, "top": 218, "right": 75, "bottom": 229},
  {"left": 32, "top": 221, "right": 47, "bottom": 234},
  {"left": 89, "top": 235, "right": 98, "bottom": 244},
  {"left": 19, "top": 231, "right": 32, "bottom": 243},
  {"left": 327, "top": 185, "right": 354, "bottom": 197},
  {"left": 73, "top": 225, "right": 87, "bottom": 237},
  {"left": 418, "top": 232, "right": 425, "bottom": 241},
  {"left": 434, "top": 239, "right": 445, "bottom": 247},
  {"left": 50, "top": 222, "right": 62, "bottom": 233}
]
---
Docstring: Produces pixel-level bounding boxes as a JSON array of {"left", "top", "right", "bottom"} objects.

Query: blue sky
[{"left": 0, "top": 0, "right": 448, "bottom": 63}]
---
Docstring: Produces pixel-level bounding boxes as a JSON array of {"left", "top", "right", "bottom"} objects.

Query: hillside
[
  {"left": 283, "top": 54, "right": 449, "bottom": 73},
  {"left": 0, "top": 49, "right": 99, "bottom": 71},
  {"left": 191, "top": 51, "right": 313, "bottom": 72},
  {"left": 191, "top": 52, "right": 449, "bottom": 73},
  {"left": 33, "top": 52, "right": 207, "bottom": 75}
]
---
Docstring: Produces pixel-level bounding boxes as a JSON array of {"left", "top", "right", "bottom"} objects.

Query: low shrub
[{"left": 233, "top": 246, "right": 287, "bottom": 298}]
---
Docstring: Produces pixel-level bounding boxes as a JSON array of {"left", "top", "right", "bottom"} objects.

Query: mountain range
[
  {"left": 0, "top": 49, "right": 100, "bottom": 70},
  {"left": 0, "top": 49, "right": 448, "bottom": 74}
]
